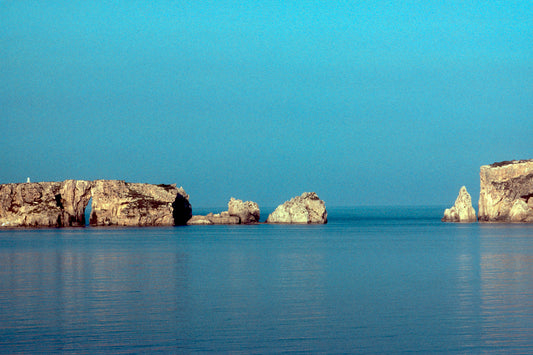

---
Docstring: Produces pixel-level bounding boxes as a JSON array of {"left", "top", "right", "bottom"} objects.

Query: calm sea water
[{"left": 1, "top": 206, "right": 533, "bottom": 354}]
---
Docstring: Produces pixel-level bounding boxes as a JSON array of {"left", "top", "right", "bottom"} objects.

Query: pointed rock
[{"left": 442, "top": 186, "right": 476, "bottom": 223}]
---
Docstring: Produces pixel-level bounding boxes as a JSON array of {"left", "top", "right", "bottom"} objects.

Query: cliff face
[
  {"left": 478, "top": 160, "right": 533, "bottom": 222},
  {"left": 442, "top": 186, "right": 476, "bottom": 223},
  {"left": 0, "top": 180, "right": 92, "bottom": 227},
  {"left": 90, "top": 180, "right": 191, "bottom": 226},
  {"left": 0, "top": 180, "right": 192, "bottom": 228},
  {"left": 266, "top": 192, "right": 327, "bottom": 224}
]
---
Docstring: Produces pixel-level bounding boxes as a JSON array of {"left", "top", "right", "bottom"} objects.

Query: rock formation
[
  {"left": 187, "top": 212, "right": 240, "bottom": 225},
  {"left": 90, "top": 180, "right": 191, "bottom": 226},
  {"left": 478, "top": 160, "right": 533, "bottom": 222},
  {"left": 0, "top": 180, "right": 192, "bottom": 228},
  {"left": 227, "top": 197, "right": 260, "bottom": 224},
  {"left": 0, "top": 180, "right": 93, "bottom": 227},
  {"left": 187, "top": 197, "right": 260, "bottom": 225},
  {"left": 442, "top": 186, "right": 476, "bottom": 222},
  {"left": 266, "top": 192, "right": 327, "bottom": 224}
]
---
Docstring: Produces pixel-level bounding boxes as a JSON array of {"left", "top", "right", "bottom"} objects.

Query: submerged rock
[
  {"left": 478, "top": 159, "right": 533, "bottom": 222},
  {"left": 266, "top": 192, "right": 327, "bottom": 224},
  {"left": 442, "top": 186, "right": 476, "bottom": 223}
]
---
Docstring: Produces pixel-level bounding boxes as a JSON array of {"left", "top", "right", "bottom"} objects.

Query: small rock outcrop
[
  {"left": 0, "top": 180, "right": 93, "bottom": 227},
  {"left": 266, "top": 192, "right": 327, "bottom": 224},
  {"left": 227, "top": 197, "right": 260, "bottom": 224},
  {"left": 442, "top": 186, "right": 476, "bottom": 222},
  {"left": 478, "top": 159, "right": 533, "bottom": 223},
  {"left": 187, "top": 212, "right": 240, "bottom": 225},
  {"left": 187, "top": 197, "right": 260, "bottom": 225},
  {"left": 90, "top": 180, "right": 191, "bottom": 226}
]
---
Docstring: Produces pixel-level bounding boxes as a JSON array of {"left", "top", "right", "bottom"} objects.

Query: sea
[{"left": 1, "top": 206, "right": 533, "bottom": 354}]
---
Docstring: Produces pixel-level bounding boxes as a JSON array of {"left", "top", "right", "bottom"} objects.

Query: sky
[{"left": 1, "top": 1, "right": 532, "bottom": 208}]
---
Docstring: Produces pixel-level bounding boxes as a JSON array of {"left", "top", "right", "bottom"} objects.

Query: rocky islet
[
  {"left": 2, "top": 160, "right": 532, "bottom": 227},
  {"left": 0, "top": 180, "right": 191, "bottom": 228},
  {"left": 0, "top": 180, "right": 327, "bottom": 228},
  {"left": 444, "top": 159, "right": 533, "bottom": 223},
  {"left": 442, "top": 186, "right": 477, "bottom": 223}
]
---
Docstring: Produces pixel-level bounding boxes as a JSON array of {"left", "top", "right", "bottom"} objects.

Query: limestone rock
[
  {"left": 0, "top": 180, "right": 93, "bottom": 227},
  {"left": 0, "top": 179, "right": 192, "bottom": 228},
  {"left": 187, "top": 212, "right": 240, "bottom": 225},
  {"left": 227, "top": 197, "right": 260, "bottom": 224},
  {"left": 478, "top": 159, "right": 533, "bottom": 222},
  {"left": 90, "top": 180, "right": 191, "bottom": 226},
  {"left": 266, "top": 192, "right": 327, "bottom": 224},
  {"left": 442, "top": 186, "right": 476, "bottom": 222},
  {"left": 509, "top": 199, "right": 533, "bottom": 223},
  {"left": 60, "top": 180, "right": 94, "bottom": 226}
]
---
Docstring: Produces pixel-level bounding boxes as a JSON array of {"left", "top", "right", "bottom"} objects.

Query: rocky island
[
  {"left": 187, "top": 198, "right": 260, "bottom": 225},
  {"left": 478, "top": 159, "right": 533, "bottom": 223},
  {"left": 0, "top": 180, "right": 191, "bottom": 228},
  {"left": 442, "top": 186, "right": 477, "bottom": 223},
  {"left": 443, "top": 159, "right": 533, "bottom": 223},
  {"left": 266, "top": 192, "right": 327, "bottom": 224},
  {"left": 0, "top": 179, "right": 328, "bottom": 228}
]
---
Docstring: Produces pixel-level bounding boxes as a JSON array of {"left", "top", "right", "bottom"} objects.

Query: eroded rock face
[
  {"left": 0, "top": 180, "right": 93, "bottom": 227},
  {"left": 227, "top": 197, "right": 260, "bottom": 224},
  {"left": 266, "top": 192, "right": 327, "bottom": 224},
  {"left": 478, "top": 160, "right": 533, "bottom": 223},
  {"left": 187, "top": 212, "right": 240, "bottom": 225},
  {"left": 90, "top": 180, "right": 191, "bottom": 226},
  {"left": 442, "top": 186, "right": 476, "bottom": 223},
  {"left": 0, "top": 180, "right": 192, "bottom": 228}
]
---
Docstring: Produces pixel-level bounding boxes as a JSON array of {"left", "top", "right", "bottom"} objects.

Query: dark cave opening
[{"left": 172, "top": 194, "right": 192, "bottom": 226}]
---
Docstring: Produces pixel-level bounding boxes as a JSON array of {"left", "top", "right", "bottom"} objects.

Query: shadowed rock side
[
  {"left": 266, "top": 192, "right": 327, "bottom": 224},
  {"left": 478, "top": 159, "right": 533, "bottom": 222},
  {"left": 187, "top": 198, "right": 259, "bottom": 225},
  {"left": 90, "top": 180, "right": 191, "bottom": 226},
  {"left": 442, "top": 186, "right": 476, "bottom": 222},
  {"left": 0, "top": 180, "right": 93, "bottom": 227}
]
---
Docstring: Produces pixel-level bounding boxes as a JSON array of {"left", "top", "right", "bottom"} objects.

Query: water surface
[{"left": 1, "top": 207, "right": 533, "bottom": 353}]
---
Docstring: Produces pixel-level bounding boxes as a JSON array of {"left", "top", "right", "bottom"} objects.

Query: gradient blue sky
[{"left": 1, "top": 1, "right": 532, "bottom": 208}]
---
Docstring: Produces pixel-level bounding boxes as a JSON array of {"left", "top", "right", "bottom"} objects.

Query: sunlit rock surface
[
  {"left": 442, "top": 186, "right": 476, "bottom": 223},
  {"left": 90, "top": 180, "right": 191, "bottom": 226},
  {"left": 187, "top": 197, "right": 259, "bottom": 225},
  {"left": 0, "top": 180, "right": 191, "bottom": 228},
  {"left": 266, "top": 192, "right": 327, "bottom": 224},
  {"left": 187, "top": 212, "right": 240, "bottom": 225},
  {"left": 0, "top": 180, "right": 92, "bottom": 227},
  {"left": 478, "top": 159, "right": 533, "bottom": 223},
  {"left": 227, "top": 197, "right": 260, "bottom": 224}
]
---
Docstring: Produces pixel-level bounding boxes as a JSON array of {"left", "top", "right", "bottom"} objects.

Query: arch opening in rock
[{"left": 84, "top": 197, "right": 93, "bottom": 226}]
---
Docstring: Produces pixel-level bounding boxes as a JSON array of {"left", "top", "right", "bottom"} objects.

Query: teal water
[{"left": 1, "top": 207, "right": 533, "bottom": 353}]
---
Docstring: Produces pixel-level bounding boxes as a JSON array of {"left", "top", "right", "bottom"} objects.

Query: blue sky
[{"left": 1, "top": 1, "right": 532, "bottom": 208}]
